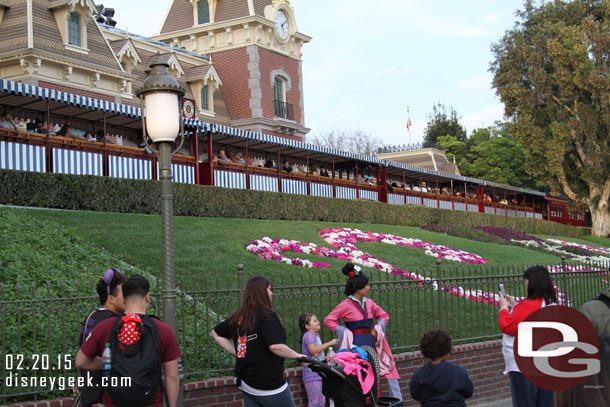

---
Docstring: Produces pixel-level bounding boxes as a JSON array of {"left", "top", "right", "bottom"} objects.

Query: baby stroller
[{"left": 299, "top": 345, "right": 380, "bottom": 407}]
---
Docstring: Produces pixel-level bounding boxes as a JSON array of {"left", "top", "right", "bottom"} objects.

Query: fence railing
[{"left": 1, "top": 260, "right": 608, "bottom": 403}]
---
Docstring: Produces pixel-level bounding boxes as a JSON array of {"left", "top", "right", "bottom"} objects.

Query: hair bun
[{"left": 342, "top": 262, "right": 355, "bottom": 276}]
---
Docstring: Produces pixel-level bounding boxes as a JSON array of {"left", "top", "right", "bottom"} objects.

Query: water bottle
[
  {"left": 326, "top": 346, "right": 335, "bottom": 362},
  {"left": 102, "top": 343, "right": 112, "bottom": 377}
]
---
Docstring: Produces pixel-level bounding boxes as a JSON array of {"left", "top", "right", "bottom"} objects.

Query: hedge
[{"left": 0, "top": 169, "right": 590, "bottom": 237}]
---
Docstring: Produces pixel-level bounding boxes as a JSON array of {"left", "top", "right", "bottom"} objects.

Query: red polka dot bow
[{"left": 118, "top": 313, "right": 142, "bottom": 345}]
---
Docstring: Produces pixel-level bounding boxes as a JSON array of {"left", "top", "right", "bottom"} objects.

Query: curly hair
[
  {"left": 95, "top": 268, "right": 126, "bottom": 305},
  {"left": 419, "top": 329, "right": 452, "bottom": 360}
]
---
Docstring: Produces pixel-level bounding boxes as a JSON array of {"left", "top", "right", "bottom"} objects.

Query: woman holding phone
[{"left": 498, "top": 265, "right": 557, "bottom": 407}]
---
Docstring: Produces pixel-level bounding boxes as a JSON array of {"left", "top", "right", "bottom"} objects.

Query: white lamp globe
[
  {"left": 136, "top": 54, "right": 185, "bottom": 143},
  {"left": 144, "top": 91, "right": 180, "bottom": 142}
]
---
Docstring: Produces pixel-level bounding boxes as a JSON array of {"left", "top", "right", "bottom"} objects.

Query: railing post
[
  {"left": 238, "top": 264, "right": 245, "bottom": 305},
  {"left": 560, "top": 256, "right": 568, "bottom": 306},
  {"left": 436, "top": 259, "right": 443, "bottom": 329}
]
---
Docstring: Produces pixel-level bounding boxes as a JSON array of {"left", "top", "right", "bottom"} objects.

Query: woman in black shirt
[{"left": 212, "top": 276, "right": 304, "bottom": 407}]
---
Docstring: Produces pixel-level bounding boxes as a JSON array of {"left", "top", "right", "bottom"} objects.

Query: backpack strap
[
  {"left": 79, "top": 310, "right": 98, "bottom": 345},
  {"left": 596, "top": 294, "right": 610, "bottom": 310}
]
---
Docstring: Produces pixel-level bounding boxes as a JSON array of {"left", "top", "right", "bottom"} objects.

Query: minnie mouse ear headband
[
  {"left": 103, "top": 268, "right": 122, "bottom": 296},
  {"left": 342, "top": 262, "right": 362, "bottom": 278}
]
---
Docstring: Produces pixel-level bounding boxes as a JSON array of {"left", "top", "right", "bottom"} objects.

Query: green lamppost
[{"left": 135, "top": 54, "right": 185, "bottom": 335}]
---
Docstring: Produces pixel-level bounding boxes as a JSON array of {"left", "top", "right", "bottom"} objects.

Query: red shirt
[
  {"left": 499, "top": 298, "right": 544, "bottom": 336},
  {"left": 79, "top": 314, "right": 181, "bottom": 407}
]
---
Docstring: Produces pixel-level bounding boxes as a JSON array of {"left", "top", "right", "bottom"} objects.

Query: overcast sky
[{"left": 103, "top": 0, "right": 527, "bottom": 145}]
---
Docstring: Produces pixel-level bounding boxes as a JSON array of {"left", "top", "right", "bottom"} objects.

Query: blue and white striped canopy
[
  {"left": 0, "top": 79, "right": 141, "bottom": 117},
  {"left": 0, "top": 78, "right": 541, "bottom": 195},
  {"left": 184, "top": 118, "right": 385, "bottom": 166}
]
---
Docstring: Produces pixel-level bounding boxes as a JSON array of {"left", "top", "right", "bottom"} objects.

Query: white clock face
[{"left": 275, "top": 10, "right": 289, "bottom": 40}]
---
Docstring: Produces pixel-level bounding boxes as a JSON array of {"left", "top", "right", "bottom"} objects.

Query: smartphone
[{"left": 498, "top": 283, "right": 506, "bottom": 298}]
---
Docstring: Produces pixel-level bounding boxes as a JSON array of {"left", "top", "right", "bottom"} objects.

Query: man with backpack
[
  {"left": 76, "top": 276, "right": 181, "bottom": 407},
  {"left": 78, "top": 268, "right": 126, "bottom": 407}
]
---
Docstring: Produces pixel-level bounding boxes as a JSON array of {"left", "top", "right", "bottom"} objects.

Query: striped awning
[
  {"left": 0, "top": 79, "right": 141, "bottom": 118},
  {"left": 0, "top": 78, "right": 545, "bottom": 196},
  {"left": 185, "top": 118, "right": 385, "bottom": 167}
]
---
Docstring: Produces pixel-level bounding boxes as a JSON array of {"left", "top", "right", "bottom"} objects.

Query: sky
[{"left": 102, "top": 0, "right": 527, "bottom": 146}]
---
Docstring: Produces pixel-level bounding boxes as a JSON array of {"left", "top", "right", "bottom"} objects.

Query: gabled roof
[
  {"left": 115, "top": 39, "right": 142, "bottom": 65},
  {"left": 0, "top": 0, "right": 124, "bottom": 73},
  {"left": 185, "top": 65, "right": 211, "bottom": 82}
]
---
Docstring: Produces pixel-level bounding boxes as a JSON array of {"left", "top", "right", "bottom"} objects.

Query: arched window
[
  {"left": 68, "top": 12, "right": 81, "bottom": 46},
  {"left": 274, "top": 76, "right": 285, "bottom": 103},
  {"left": 198, "top": 0, "right": 210, "bottom": 25}
]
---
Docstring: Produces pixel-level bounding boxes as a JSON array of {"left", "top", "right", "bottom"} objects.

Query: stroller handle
[{"left": 296, "top": 357, "right": 347, "bottom": 380}]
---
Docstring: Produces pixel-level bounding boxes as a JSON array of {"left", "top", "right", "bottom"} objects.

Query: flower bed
[{"left": 547, "top": 239, "right": 610, "bottom": 256}]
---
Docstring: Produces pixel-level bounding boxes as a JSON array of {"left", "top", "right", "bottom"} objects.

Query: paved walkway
[{"left": 472, "top": 398, "right": 512, "bottom": 407}]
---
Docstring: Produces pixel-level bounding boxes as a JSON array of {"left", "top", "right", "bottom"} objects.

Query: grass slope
[{"left": 21, "top": 208, "right": 574, "bottom": 283}]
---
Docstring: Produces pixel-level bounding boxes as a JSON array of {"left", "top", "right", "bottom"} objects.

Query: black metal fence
[{"left": 1, "top": 260, "right": 608, "bottom": 403}]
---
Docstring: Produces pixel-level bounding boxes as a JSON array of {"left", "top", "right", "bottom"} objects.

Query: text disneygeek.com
[{"left": 5, "top": 373, "right": 131, "bottom": 391}]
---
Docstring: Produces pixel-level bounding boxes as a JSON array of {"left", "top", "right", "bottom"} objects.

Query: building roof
[
  {"left": 0, "top": 1, "right": 28, "bottom": 54},
  {"left": 159, "top": 0, "right": 193, "bottom": 35},
  {"left": 0, "top": 0, "right": 124, "bottom": 73},
  {"left": 159, "top": 0, "right": 274, "bottom": 34}
]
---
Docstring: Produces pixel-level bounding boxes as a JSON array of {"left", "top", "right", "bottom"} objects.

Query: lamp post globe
[{"left": 135, "top": 54, "right": 185, "bottom": 337}]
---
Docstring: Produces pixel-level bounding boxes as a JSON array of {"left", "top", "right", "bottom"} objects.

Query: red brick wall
[
  {"left": 37, "top": 81, "right": 115, "bottom": 102},
  {"left": 258, "top": 48, "right": 302, "bottom": 123},
  {"left": 181, "top": 340, "right": 509, "bottom": 406},
  {"left": 211, "top": 48, "right": 251, "bottom": 120},
  {"left": 7, "top": 340, "right": 509, "bottom": 407}
]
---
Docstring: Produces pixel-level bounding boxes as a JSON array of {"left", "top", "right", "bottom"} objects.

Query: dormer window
[
  {"left": 201, "top": 84, "right": 209, "bottom": 111},
  {"left": 49, "top": 1, "right": 95, "bottom": 54},
  {"left": 68, "top": 12, "right": 81, "bottom": 46},
  {"left": 197, "top": 0, "right": 210, "bottom": 24}
]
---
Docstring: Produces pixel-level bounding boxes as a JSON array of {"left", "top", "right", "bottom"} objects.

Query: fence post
[
  {"left": 238, "top": 264, "right": 244, "bottom": 305},
  {"left": 560, "top": 257, "right": 568, "bottom": 306},
  {"left": 436, "top": 259, "right": 443, "bottom": 329}
]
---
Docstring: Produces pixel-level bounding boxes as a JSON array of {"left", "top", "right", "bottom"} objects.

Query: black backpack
[{"left": 106, "top": 314, "right": 162, "bottom": 407}]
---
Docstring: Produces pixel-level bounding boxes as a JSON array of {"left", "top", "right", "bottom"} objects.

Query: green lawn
[
  {"left": 2, "top": 206, "right": 608, "bottom": 390},
  {"left": 22, "top": 208, "right": 574, "bottom": 284}
]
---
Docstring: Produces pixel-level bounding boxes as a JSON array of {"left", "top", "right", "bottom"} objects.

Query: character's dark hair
[
  {"left": 95, "top": 268, "right": 126, "bottom": 305},
  {"left": 524, "top": 266, "right": 557, "bottom": 304},
  {"left": 342, "top": 263, "right": 369, "bottom": 296},
  {"left": 122, "top": 275, "right": 150, "bottom": 300},
  {"left": 230, "top": 276, "right": 283, "bottom": 336},
  {"left": 419, "top": 329, "right": 452, "bottom": 360},
  {"left": 298, "top": 313, "right": 316, "bottom": 345}
]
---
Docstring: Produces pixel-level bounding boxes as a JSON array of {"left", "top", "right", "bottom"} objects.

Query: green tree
[
  {"left": 423, "top": 102, "right": 467, "bottom": 147},
  {"left": 459, "top": 126, "right": 533, "bottom": 189},
  {"left": 490, "top": 0, "right": 610, "bottom": 236}
]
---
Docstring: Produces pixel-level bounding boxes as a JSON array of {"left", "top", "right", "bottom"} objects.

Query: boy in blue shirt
[{"left": 410, "top": 329, "right": 474, "bottom": 406}]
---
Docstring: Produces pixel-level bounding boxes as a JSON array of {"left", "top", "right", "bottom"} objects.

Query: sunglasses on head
[{"left": 103, "top": 268, "right": 121, "bottom": 296}]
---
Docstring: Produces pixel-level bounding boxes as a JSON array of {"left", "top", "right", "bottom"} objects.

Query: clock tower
[{"left": 153, "top": 0, "right": 311, "bottom": 141}]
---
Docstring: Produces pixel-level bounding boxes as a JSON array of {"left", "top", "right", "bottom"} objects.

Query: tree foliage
[
  {"left": 423, "top": 102, "right": 467, "bottom": 147},
  {"left": 436, "top": 121, "right": 542, "bottom": 190},
  {"left": 309, "top": 129, "right": 384, "bottom": 156},
  {"left": 490, "top": 0, "right": 610, "bottom": 236}
]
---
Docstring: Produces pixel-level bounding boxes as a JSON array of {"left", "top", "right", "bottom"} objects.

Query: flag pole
[{"left": 406, "top": 106, "right": 412, "bottom": 144}]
